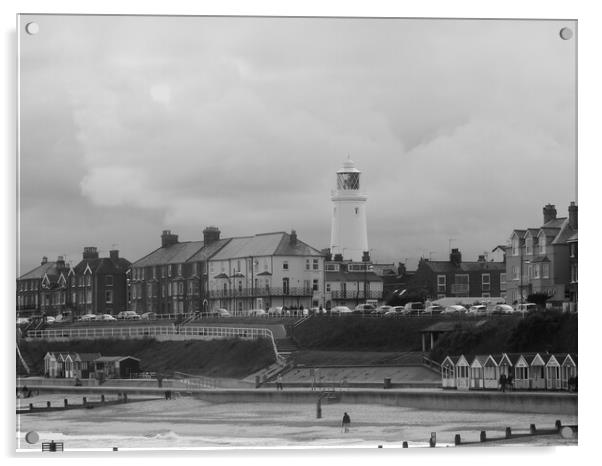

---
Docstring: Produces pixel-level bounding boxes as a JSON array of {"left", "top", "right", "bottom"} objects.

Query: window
[
  {"left": 325, "top": 263, "right": 339, "bottom": 272},
  {"left": 482, "top": 293, "right": 490, "bottom": 298},
  {"left": 283, "top": 261, "right": 289, "bottom": 270},
  {"left": 481, "top": 273, "right": 490, "bottom": 292},
  {"left": 306, "top": 259, "right": 310, "bottom": 270},
  {"left": 162, "top": 266, "right": 166, "bottom": 278},
  {"left": 85, "top": 275, "right": 91, "bottom": 286},
  {"left": 86, "top": 290, "right": 92, "bottom": 303},
  {"left": 168, "top": 265, "right": 172, "bottom": 277},
  {"left": 512, "top": 266, "right": 519, "bottom": 281},
  {"left": 512, "top": 236, "right": 520, "bottom": 256},
  {"left": 326, "top": 283, "right": 331, "bottom": 292},
  {"left": 452, "top": 274, "right": 469, "bottom": 294},
  {"left": 192, "top": 263, "right": 198, "bottom": 275},
  {"left": 533, "top": 264, "right": 540, "bottom": 279},
  {"left": 570, "top": 243, "right": 577, "bottom": 258},
  {"left": 177, "top": 264, "right": 182, "bottom": 276},
  {"left": 525, "top": 236, "right": 533, "bottom": 255},
  {"left": 153, "top": 267, "right": 157, "bottom": 279},
  {"left": 304, "top": 280, "right": 310, "bottom": 292},
  {"left": 161, "top": 284, "right": 166, "bottom": 298},
  {"left": 500, "top": 273, "right": 506, "bottom": 291},
  {"left": 283, "top": 278, "right": 290, "bottom": 295},
  {"left": 571, "top": 264, "right": 577, "bottom": 283},
  {"left": 72, "top": 292, "right": 77, "bottom": 304},
  {"left": 188, "top": 281, "right": 194, "bottom": 295},
  {"left": 348, "top": 264, "right": 367, "bottom": 272},
  {"left": 540, "top": 236, "right": 546, "bottom": 254},
  {"left": 437, "top": 275, "right": 446, "bottom": 293},
  {"left": 147, "top": 283, "right": 153, "bottom": 298},
  {"left": 313, "top": 259, "right": 319, "bottom": 270},
  {"left": 313, "top": 279, "right": 319, "bottom": 291},
  {"left": 178, "top": 282, "right": 184, "bottom": 295},
  {"left": 105, "top": 275, "right": 113, "bottom": 286},
  {"left": 167, "top": 282, "right": 172, "bottom": 297},
  {"left": 527, "top": 264, "right": 533, "bottom": 279},
  {"left": 105, "top": 290, "right": 113, "bottom": 304}
]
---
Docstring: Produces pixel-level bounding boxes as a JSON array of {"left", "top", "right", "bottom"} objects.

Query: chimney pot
[
  {"left": 41, "top": 256, "right": 48, "bottom": 265},
  {"left": 543, "top": 204, "right": 557, "bottom": 224},
  {"left": 161, "top": 230, "right": 179, "bottom": 248},
  {"left": 110, "top": 250, "right": 119, "bottom": 260},
  {"left": 290, "top": 230, "right": 298, "bottom": 245},
  {"left": 568, "top": 202, "right": 577, "bottom": 230},
  {"left": 203, "top": 226, "right": 221, "bottom": 245}
]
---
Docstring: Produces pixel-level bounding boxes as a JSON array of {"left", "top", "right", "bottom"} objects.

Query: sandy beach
[{"left": 16, "top": 392, "right": 577, "bottom": 451}]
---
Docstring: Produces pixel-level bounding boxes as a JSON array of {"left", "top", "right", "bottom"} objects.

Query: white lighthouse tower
[{"left": 330, "top": 158, "right": 369, "bottom": 262}]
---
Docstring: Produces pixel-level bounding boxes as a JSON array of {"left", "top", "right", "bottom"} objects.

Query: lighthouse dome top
[{"left": 336, "top": 157, "right": 361, "bottom": 174}]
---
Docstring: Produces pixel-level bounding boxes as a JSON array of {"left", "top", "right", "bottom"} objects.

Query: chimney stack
[
  {"left": 362, "top": 251, "right": 371, "bottom": 263},
  {"left": 203, "top": 226, "right": 221, "bottom": 245},
  {"left": 478, "top": 255, "right": 486, "bottom": 262},
  {"left": 543, "top": 204, "right": 557, "bottom": 224},
  {"left": 333, "top": 253, "right": 343, "bottom": 261},
  {"left": 56, "top": 256, "right": 65, "bottom": 270},
  {"left": 83, "top": 247, "right": 99, "bottom": 260},
  {"left": 110, "top": 250, "right": 119, "bottom": 261},
  {"left": 161, "top": 230, "right": 179, "bottom": 248},
  {"left": 41, "top": 256, "right": 48, "bottom": 265},
  {"left": 568, "top": 202, "right": 578, "bottom": 230},
  {"left": 450, "top": 248, "right": 462, "bottom": 266},
  {"left": 290, "top": 230, "right": 297, "bottom": 245}
]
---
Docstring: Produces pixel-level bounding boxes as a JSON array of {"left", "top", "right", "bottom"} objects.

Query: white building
[
  {"left": 206, "top": 230, "right": 325, "bottom": 312},
  {"left": 330, "top": 158, "right": 369, "bottom": 263}
]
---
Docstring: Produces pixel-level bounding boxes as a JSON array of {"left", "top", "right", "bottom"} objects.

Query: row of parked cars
[{"left": 325, "top": 302, "right": 539, "bottom": 317}]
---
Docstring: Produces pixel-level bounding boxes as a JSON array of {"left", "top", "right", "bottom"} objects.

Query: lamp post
[{"left": 520, "top": 258, "right": 531, "bottom": 305}]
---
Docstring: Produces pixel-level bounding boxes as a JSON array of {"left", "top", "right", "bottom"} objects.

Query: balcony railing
[
  {"left": 208, "top": 287, "right": 313, "bottom": 298},
  {"left": 329, "top": 290, "right": 382, "bottom": 299}
]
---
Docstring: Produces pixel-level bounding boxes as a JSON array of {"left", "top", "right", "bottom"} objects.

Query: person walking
[
  {"left": 276, "top": 375, "right": 283, "bottom": 391},
  {"left": 499, "top": 373, "right": 507, "bottom": 393},
  {"left": 342, "top": 412, "right": 351, "bottom": 433}
]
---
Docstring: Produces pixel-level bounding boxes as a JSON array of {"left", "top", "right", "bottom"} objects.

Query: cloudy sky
[{"left": 18, "top": 15, "right": 576, "bottom": 274}]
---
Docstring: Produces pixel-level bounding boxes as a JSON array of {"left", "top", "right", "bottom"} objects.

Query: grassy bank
[{"left": 18, "top": 338, "right": 275, "bottom": 378}]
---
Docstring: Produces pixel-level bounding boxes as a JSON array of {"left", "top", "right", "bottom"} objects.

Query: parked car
[
  {"left": 424, "top": 305, "right": 444, "bottom": 315},
  {"left": 392, "top": 306, "right": 406, "bottom": 314},
  {"left": 267, "top": 306, "right": 283, "bottom": 315},
  {"left": 442, "top": 305, "right": 467, "bottom": 315},
  {"left": 213, "top": 308, "right": 232, "bottom": 317},
  {"left": 95, "top": 314, "right": 117, "bottom": 321},
  {"left": 516, "top": 303, "right": 538, "bottom": 314},
  {"left": 491, "top": 304, "right": 515, "bottom": 315},
  {"left": 374, "top": 305, "right": 393, "bottom": 314},
  {"left": 331, "top": 306, "right": 353, "bottom": 315},
  {"left": 384, "top": 309, "right": 399, "bottom": 317},
  {"left": 117, "top": 311, "right": 140, "bottom": 320},
  {"left": 79, "top": 313, "right": 97, "bottom": 321},
  {"left": 45, "top": 316, "right": 56, "bottom": 324},
  {"left": 16, "top": 317, "right": 30, "bottom": 325},
  {"left": 467, "top": 305, "right": 488, "bottom": 316},
  {"left": 55, "top": 312, "right": 73, "bottom": 323},
  {"left": 141, "top": 312, "right": 157, "bottom": 320},
  {"left": 247, "top": 309, "right": 267, "bottom": 317},
  {"left": 403, "top": 302, "right": 425, "bottom": 315},
  {"left": 354, "top": 304, "right": 376, "bottom": 314}
]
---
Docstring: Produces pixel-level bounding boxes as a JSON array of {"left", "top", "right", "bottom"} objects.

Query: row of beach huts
[
  {"left": 441, "top": 352, "right": 577, "bottom": 391},
  {"left": 43, "top": 352, "right": 141, "bottom": 380}
]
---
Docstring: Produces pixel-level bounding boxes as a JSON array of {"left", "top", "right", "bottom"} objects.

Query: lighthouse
[{"left": 330, "top": 158, "right": 369, "bottom": 262}]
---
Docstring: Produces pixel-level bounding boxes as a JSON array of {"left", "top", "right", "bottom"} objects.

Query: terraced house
[
  {"left": 505, "top": 203, "right": 578, "bottom": 309},
  {"left": 130, "top": 227, "right": 324, "bottom": 315},
  {"left": 17, "top": 256, "right": 72, "bottom": 316}
]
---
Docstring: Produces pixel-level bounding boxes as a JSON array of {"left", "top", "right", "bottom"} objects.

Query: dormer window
[
  {"left": 525, "top": 236, "right": 533, "bottom": 255},
  {"left": 540, "top": 236, "right": 546, "bottom": 255},
  {"left": 512, "top": 236, "right": 520, "bottom": 256}
]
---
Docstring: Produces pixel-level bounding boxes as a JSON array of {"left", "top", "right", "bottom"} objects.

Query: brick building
[
  {"left": 412, "top": 249, "right": 506, "bottom": 301},
  {"left": 17, "top": 256, "right": 72, "bottom": 316},
  {"left": 505, "top": 203, "right": 577, "bottom": 307}
]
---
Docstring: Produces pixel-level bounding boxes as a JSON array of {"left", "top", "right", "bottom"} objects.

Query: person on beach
[
  {"left": 506, "top": 373, "right": 514, "bottom": 391},
  {"left": 342, "top": 412, "right": 351, "bottom": 433},
  {"left": 499, "top": 374, "right": 507, "bottom": 392},
  {"left": 276, "top": 375, "right": 283, "bottom": 391}
]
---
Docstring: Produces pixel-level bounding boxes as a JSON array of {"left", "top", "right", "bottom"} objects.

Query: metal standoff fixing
[
  {"left": 454, "top": 434, "right": 461, "bottom": 445},
  {"left": 402, "top": 441, "right": 408, "bottom": 448},
  {"left": 480, "top": 431, "right": 487, "bottom": 442},
  {"left": 530, "top": 424, "right": 537, "bottom": 434},
  {"left": 505, "top": 427, "right": 512, "bottom": 438}
]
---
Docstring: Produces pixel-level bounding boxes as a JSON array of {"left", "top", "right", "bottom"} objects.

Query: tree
[{"left": 527, "top": 292, "right": 551, "bottom": 309}]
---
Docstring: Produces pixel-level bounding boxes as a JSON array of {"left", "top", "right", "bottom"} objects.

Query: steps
[{"left": 275, "top": 337, "right": 298, "bottom": 355}]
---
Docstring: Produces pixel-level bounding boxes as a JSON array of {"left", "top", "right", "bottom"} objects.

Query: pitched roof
[
  {"left": 74, "top": 256, "right": 131, "bottom": 275},
  {"left": 95, "top": 356, "right": 140, "bottom": 362},
  {"left": 539, "top": 227, "right": 561, "bottom": 238},
  {"left": 75, "top": 353, "right": 102, "bottom": 362},
  {"left": 530, "top": 255, "right": 551, "bottom": 263},
  {"left": 19, "top": 261, "right": 65, "bottom": 281},
  {"left": 471, "top": 355, "right": 489, "bottom": 366},
  {"left": 542, "top": 217, "right": 566, "bottom": 229},
  {"left": 187, "top": 238, "right": 231, "bottom": 262},
  {"left": 133, "top": 241, "right": 204, "bottom": 267},
  {"left": 552, "top": 219, "right": 577, "bottom": 245},
  {"left": 211, "top": 232, "right": 322, "bottom": 260},
  {"left": 421, "top": 260, "right": 505, "bottom": 273}
]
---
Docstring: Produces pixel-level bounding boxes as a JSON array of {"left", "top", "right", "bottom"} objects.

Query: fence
[{"left": 25, "top": 325, "right": 283, "bottom": 361}]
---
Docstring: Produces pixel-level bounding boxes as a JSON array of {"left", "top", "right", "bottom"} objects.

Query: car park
[
  {"left": 117, "top": 311, "right": 141, "bottom": 320},
  {"left": 467, "top": 305, "right": 488, "bottom": 316},
  {"left": 424, "top": 305, "right": 444, "bottom": 315},
  {"left": 267, "top": 306, "right": 283, "bottom": 315},
  {"left": 331, "top": 306, "right": 353, "bottom": 315},
  {"left": 354, "top": 304, "right": 376, "bottom": 314},
  {"left": 491, "top": 304, "right": 514, "bottom": 315},
  {"left": 374, "top": 305, "right": 393, "bottom": 314},
  {"left": 403, "top": 302, "right": 425, "bottom": 315},
  {"left": 442, "top": 305, "right": 467, "bottom": 315},
  {"left": 516, "top": 303, "right": 538, "bottom": 314}
]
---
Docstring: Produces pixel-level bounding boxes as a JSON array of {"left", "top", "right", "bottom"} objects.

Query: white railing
[{"left": 26, "top": 325, "right": 282, "bottom": 361}]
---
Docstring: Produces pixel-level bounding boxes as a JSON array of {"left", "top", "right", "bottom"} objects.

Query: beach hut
[
  {"left": 95, "top": 356, "right": 141, "bottom": 379},
  {"left": 561, "top": 354, "right": 578, "bottom": 391},
  {"left": 469, "top": 355, "right": 487, "bottom": 390},
  {"left": 528, "top": 353, "right": 546, "bottom": 390},
  {"left": 511, "top": 354, "right": 530, "bottom": 390},
  {"left": 455, "top": 355, "right": 470, "bottom": 390},
  {"left": 495, "top": 353, "right": 513, "bottom": 378},
  {"left": 74, "top": 353, "right": 101, "bottom": 379},
  {"left": 544, "top": 354, "right": 562, "bottom": 390},
  {"left": 483, "top": 355, "right": 499, "bottom": 389},
  {"left": 44, "top": 352, "right": 60, "bottom": 378},
  {"left": 62, "top": 353, "right": 76, "bottom": 378},
  {"left": 441, "top": 356, "right": 458, "bottom": 389}
]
